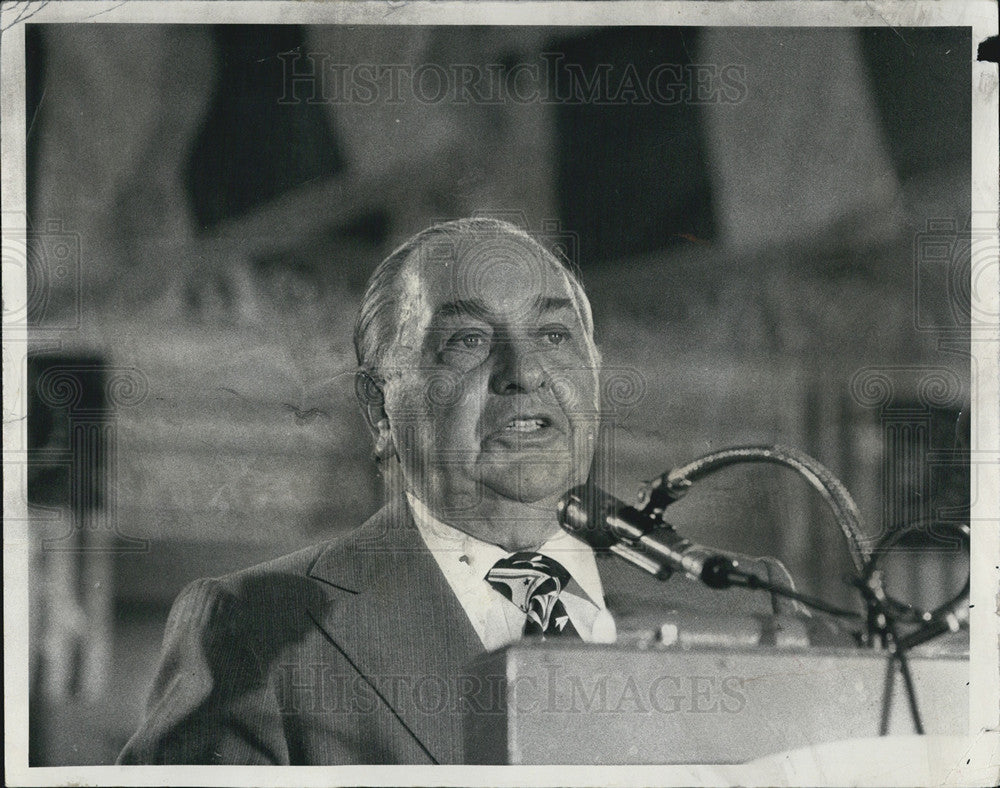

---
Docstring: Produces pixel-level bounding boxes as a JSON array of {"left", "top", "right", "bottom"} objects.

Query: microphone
[{"left": 557, "top": 484, "right": 744, "bottom": 589}]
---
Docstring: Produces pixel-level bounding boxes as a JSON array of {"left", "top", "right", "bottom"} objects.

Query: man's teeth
[{"left": 505, "top": 418, "right": 545, "bottom": 432}]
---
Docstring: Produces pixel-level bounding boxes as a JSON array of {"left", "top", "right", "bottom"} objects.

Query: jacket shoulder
[{"left": 203, "top": 503, "right": 401, "bottom": 601}]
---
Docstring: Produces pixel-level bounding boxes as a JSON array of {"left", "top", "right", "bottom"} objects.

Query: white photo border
[{"left": 2, "top": 2, "right": 997, "bottom": 786}]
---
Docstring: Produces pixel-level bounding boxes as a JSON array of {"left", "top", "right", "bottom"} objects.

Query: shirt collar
[{"left": 405, "top": 492, "right": 607, "bottom": 608}]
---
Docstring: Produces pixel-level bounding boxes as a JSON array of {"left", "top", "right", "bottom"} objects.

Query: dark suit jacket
[{"left": 118, "top": 497, "right": 781, "bottom": 765}]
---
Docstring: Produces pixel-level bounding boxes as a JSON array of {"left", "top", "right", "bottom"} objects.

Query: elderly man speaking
[{"left": 119, "top": 218, "right": 774, "bottom": 765}]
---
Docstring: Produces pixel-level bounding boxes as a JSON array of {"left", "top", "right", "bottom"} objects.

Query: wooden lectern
[{"left": 462, "top": 640, "right": 968, "bottom": 764}]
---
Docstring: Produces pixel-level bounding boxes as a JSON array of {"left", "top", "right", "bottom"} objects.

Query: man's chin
[{"left": 479, "top": 469, "right": 578, "bottom": 507}]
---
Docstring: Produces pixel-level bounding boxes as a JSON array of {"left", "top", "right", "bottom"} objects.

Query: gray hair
[{"left": 353, "top": 217, "right": 595, "bottom": 384}]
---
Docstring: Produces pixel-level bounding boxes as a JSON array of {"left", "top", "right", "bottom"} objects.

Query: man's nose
[{"left": 489, "top": 338, "right": 547, "bottom": 395}]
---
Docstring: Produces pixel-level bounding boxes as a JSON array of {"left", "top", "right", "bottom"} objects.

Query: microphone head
[{"left": 557, "top": 484, "right": 620, "bottom": 550}]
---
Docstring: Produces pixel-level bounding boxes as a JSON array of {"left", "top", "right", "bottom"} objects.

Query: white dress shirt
[{"left": 406, "top": 493, "right": 617, "bottom": 651}]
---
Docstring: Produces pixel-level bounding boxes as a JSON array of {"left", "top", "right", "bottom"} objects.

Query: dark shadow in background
[
  {"left": 551, "top": 27, "right": 716, "bottom": 264},
  {"left": 186, "top": 25, "right": 346, "bottom": 232},
  {"left": 858, "top": 27, "right": 972, "bottom": 182}
]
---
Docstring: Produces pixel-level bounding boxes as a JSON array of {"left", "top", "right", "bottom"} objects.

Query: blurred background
[{"left": 23, "top": 24, "right": 972, "bottom": 764}]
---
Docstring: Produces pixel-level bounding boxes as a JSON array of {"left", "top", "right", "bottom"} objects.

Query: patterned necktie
[{"left": 485, "top": 552, "right": 581, "bottom": 639}]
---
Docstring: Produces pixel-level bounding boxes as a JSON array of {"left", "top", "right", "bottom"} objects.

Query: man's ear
[
  {"left": 355, "top": 370, "right": 387, "bottom": 433},
  {"left": 356, "top": 370, "right": 397, "bottom": 463},
  {"left": 372, "top": 418, "right": 395, "bottom": 463}
]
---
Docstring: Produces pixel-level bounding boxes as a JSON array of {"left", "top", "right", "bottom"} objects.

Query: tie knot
[
  {"left": 485, "top": 552, "right": 578, "bottom": 638},
  {"left": 489, "top": 551, "right": 572, "bottom": 587}
]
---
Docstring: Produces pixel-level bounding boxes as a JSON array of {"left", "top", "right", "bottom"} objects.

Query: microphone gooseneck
[
  {"left": 557, "top": 482, "right": 864, "bottom": 618},
  {"left": 641, "top": 445, "right": 870, "bottom": 572},
  {"left": 559, "top": 444, "right": 971, "bottom": 738}
]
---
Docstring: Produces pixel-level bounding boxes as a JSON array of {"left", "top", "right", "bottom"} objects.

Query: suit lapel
[{"left": 305, "top": 498, "right": 484, "bottom": 764}]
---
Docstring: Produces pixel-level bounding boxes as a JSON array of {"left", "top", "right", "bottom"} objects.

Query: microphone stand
[
  {"left": 849, "top": 570, "right": 925, "bottom": 735},
  {"left": 849, "top": 521, "right": 969, "bottom": 736},
  {"left": 630, "top": 445, "right": 968, "bottom": 736}
]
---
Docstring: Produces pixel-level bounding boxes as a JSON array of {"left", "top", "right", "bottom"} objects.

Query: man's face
[{"left": 379, "top": 231, "right": 601, "bottom": 530}]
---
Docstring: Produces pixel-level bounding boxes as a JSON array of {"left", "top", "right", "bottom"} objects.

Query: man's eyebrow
[
  {"left": 534, "top": 296, "right": 575, "bottom": 314},
  {"left": 431, "top": 299, "right": 491, "bottom": 321},
  {"left": 431, "top": 296, "right": 578, "bottom": 322}
]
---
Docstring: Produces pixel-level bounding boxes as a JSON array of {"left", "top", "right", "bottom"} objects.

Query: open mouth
[{"left": 501, "top": 416, "right": 552, "bottom": 434}]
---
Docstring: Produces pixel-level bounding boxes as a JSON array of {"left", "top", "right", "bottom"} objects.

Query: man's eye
[
  {"left": 444, "top": 330, "right": 490, "bottom": 352},
  {"left": 542, "top": 328, "right": 570, "bottom": 345}
]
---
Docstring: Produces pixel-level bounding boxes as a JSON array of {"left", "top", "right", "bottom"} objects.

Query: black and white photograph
[{"left": 2, "top": 1, "right": 998, "bottom": 785}]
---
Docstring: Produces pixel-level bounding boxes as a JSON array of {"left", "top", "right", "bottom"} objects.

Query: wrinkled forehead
[{"left": 397, "top": 231, "right": 591, "bottom": 328}]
